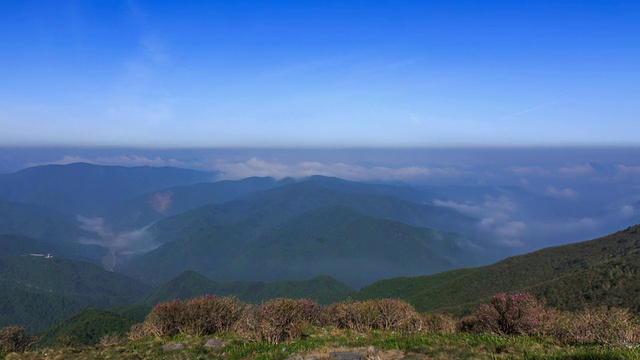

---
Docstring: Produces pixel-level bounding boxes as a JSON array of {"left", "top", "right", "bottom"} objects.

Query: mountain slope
[
  {"left": 122, "top": 206, "right": 482, "bottom": 287},
  {"left": 146, "top": 178, "right": 479, "bottom": 247},
  {"left": 356, "top": 224, "right": 640, "bottom": 314},
  {"left": 228, "top": 178, "right": 478, "bottom": 234},
  {"left": 36, "top": 308, "right": 134, "bottom": 347},
  {"left": 225, "top": 206, "right": 478, "bottom": 287},
  {"left": 0, "top": 256, "right": 152, "bottom": 331},
  {"left": 145, "top": 271, "right": 353, "bottom": 305},
  {"left": 101, "top": 177, "right": 292, "bottom": 230},
  {"left": 0, "top": 199, "right": 88, "bottom": 242},
  {"left": 0, "top": 234, "right": 107, "bottom": 265}
]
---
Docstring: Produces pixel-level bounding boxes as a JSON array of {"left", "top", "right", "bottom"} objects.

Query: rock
[
  {"left": 285, "top": 354, "right": 304, "bottom": 360},
  {"left": 203, "top": 339, "right": 227, "bottom": 349},
  {"left": 365, "top": 346, "right": 380, "bottom": 360},
  {"left": 162, "top": 342, "right": 187, "bottom": 351},
  {"left": 330, "top": 350, "right": 362, "bottom": 360},
  {"left": 329, "top": 347, "right": 380, "bottom": 360}
]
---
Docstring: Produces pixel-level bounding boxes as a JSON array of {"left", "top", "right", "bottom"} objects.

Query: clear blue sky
[{"left": 1, "top": 0, "right": 638, "bottom": 147}]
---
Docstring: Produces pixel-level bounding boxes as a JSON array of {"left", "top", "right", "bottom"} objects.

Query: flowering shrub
[
  {"left": 0, "top": 326, "right": 36, "bottom": 353},
  {"left": 142, "top": 295, "right": 246, "bottom": 337},
  {"left": 461, "top": 293, "right": 553, "bottom": 336},
  {"left": 130, "top": 293, "right": 640, "bottom": 349},
  {"left": 143, "top": 299, "right": 186, "bottom": 337},
  {"left": 551, "top": 306, "right": 640, "bottom": 346},
  {"left": 246, "top": 298, "right": 323, "bottom": 344},
  {"left": 325, "top": 299, "right": 419, "bottom": 333}
]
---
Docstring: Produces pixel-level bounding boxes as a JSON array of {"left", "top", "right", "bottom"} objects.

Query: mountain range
[
  {"left": 1, "top": 162, "right": 639, "bottom": 335},
  {"left": 0, "top": 162, "right": 495, "bottom": 286},
  {"left": 0, "top": 162, "right": 216, "bottom": 217}
]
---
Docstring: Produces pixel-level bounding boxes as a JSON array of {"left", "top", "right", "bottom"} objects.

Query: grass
[{"left": 4, "top": 328, "right": 639, "bottom": 360}]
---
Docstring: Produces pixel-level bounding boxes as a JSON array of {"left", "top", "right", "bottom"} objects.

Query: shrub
[
  {"left": 461, "top": 293, "right": 553, "bottom": 336},
  {"left": 179, "top": 295, "right": 246, "bottom": 336},
  {"left": 55, "top": 333, "right": 78, "bottom": 348},
  {"left": 142, "top": 299, "right": 186, "bottom": 337},
  {"left": 0, "top": 326, "right": 36, "bottom": 353},
  {"left": 99, "top": 333, "right": 123, "bottom": 347},
  {"left": 325, "top": 299, "right": 419, "bottom": 333},
  {"left": 422, "top": 313, "right": 457, "bottom": 334},
  {"left": 326, "top": 300, "right": 377, "bottom": 332},
  {"left": 245, "top": 298, "right": 322, "bottom": 344},
  {"left": 374, "top": 298, "right": 420, "bottom": 331},
  {"left": 141, "top": 295, "right": 247, "bottom": 337},
  {"left": 127, "top": 323, "right": 147, "bottom": 341},
  {"left": 551, "top": 306, "right": 640, "bottom": 346}
]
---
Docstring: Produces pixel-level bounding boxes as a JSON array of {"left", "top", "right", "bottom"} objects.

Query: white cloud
[
  {"left": 508, "top": 164, "right": 596, "bottom": 178},
  {"left": 619, "top": 204, "right": 635, "bottom": 218},
  {"left": 507, "top": 166, "right": 551, "bottom": 176},
  {"left": 29, "top": 155, "right": 190, "bottom": 169},
  {"left": 434, "top": 196, "right": 516, "bottom": 218},
  {"left": 212, "top": 157, "right": 464, "bottom": 182},
  {"left": 433, "top": 199, "right": 485, "bottom": 217},
  {"left": 558, "top": 163, "right": 594, "bottom": 176},
  {"left": 495, "top": 221, "right": 527, "bottom": 239},
  {"left": 615, "top": 164, "right": 640, "bottom": 176},
  {"left": 434, "top": 196, "right": 525, "bottom": 247},
  {"left": 77, "top": 216, "right": 159, "bottom": 271},
  {"left": 546, "top": 186, "right": 578, "bottom": 199}
]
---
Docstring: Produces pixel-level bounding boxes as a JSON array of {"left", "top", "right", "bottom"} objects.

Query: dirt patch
[{"left": 292, "top": 346, "right": 426, "bottom": 360}]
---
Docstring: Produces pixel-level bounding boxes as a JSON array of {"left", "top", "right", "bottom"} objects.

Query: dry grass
[{"left": 551, "top": 306, "right": 640, "bottom": 346}]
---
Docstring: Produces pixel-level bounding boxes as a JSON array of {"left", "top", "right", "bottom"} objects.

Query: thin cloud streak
[{"left": 502, "top": 102, "right": 557, "bottom": 120}]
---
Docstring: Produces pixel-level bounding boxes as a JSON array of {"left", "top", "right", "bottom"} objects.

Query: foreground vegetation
[
  {"left": 4, "top": 330, "right": 640, "bottom": 360},
  {"left": 2, "top": 293, "right": 639, "bottom": 359}
]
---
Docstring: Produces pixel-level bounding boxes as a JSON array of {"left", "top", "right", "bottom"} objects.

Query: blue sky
[{"left": 1, "top": 0, "right": 639, "bottom": 147}]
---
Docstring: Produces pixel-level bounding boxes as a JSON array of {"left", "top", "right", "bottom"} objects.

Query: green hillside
[
  {"left": 226, "top": 206, "right": 479, "bottom": 287},
  {"left": 356, "top": 224, "right": 640, "bottom": 314},
  {"left": 0, "top": 200, "right": 87, "bottom": 242},
  {"left": 120, "top": 221, "right": 258, "bottom": 285},
  {"left": 122, "top": 206, "right": 480, "bottom": 287},
  {"left": 225, "top": 179, "right": 478, "bottom": 234},
  {"left": 0, "top": 256, "right": 152, "bottom": 332},
  {"left": 145, "top": 271, "right": 353, "bottom": 305},
  {"left": 36, "top": 308, "right": 134, "bottom": 347},
  {"left": 146, "top": 178, "right": 478, "bottom": 246},
  {"left": 0, "top": 287, "right": 89, "bottom": 333},
  {"left": 0, "top": 234, "right": 107, "bottom": 266}
]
